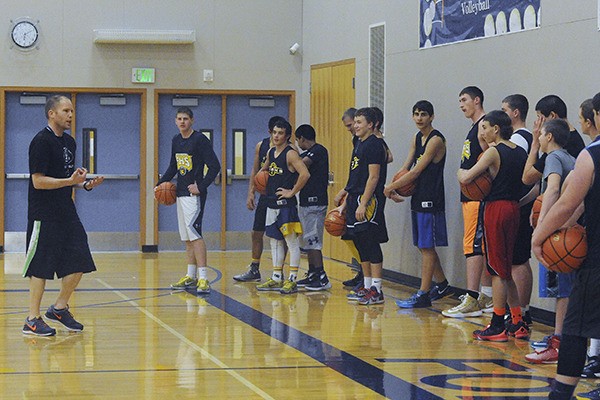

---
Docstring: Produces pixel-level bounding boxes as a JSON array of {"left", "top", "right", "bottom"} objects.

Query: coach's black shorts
[
  {"left": 252, "top": 196, "right": 268, "bottom": 232},
  {"left": 23, "top": 219, "right": 96, "bottom": 280}
]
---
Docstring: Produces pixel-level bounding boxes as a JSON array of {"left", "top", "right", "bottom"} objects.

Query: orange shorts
[{"left": 462, "top": 201, "right": 484, "bottom": 257}]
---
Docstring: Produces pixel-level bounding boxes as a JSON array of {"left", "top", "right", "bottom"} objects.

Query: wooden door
[{"left": 310, "top": 60, "right": 355, "bottom": 263}]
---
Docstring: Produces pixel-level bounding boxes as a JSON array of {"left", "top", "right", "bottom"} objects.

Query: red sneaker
[{"left": 473, "top": 324, "right": 508, "bottom": 342}]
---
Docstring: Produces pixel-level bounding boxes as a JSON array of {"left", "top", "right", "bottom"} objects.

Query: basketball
[
  {"left": 324, "top": 209, "right": 346, "bottom": 237},
  {"left": 530, "top": 194, "right": 543, "bottom": 228},
  {"left": 155, "top": 182, "right": 177, "bottom": 206},
  {"left": 392, "top": 170, "right": 416, "bottom": 196},
  {"left": 254, "top": 170, "right": 269, "bottom": 195},
  {"left": 542, "top": 224, "right": 587, "bottom": 273},
  {"left": 460, "top": 171, "right": 492, "bottom": 201}
]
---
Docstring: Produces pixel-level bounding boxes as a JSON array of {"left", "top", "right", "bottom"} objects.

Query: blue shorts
[
  {"left": 538, "top": 262, "right": 573, "bottom": 298},
  {"left": 411, "top": 211, "right": 448, "bottom": 249}
]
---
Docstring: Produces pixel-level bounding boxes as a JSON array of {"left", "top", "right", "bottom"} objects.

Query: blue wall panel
[{"left": 73, "top": 93, "right": 141, "bottom": 232}]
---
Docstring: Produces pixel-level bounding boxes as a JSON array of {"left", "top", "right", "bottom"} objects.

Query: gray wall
[{"left": 301, "top": 0, "right": 599, "bottom": 311}]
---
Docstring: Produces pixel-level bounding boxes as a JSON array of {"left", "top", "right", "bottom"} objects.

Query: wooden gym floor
[{"left": 0, "top": 251, "right": 596, "bottom": 399}]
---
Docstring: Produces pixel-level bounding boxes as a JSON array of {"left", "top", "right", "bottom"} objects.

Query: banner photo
[{"left": 420, "top": 0, "right": 541, "bottom": 48}]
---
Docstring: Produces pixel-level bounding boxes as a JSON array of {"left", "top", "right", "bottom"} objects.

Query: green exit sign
[{"left": 131, "top": 68, "right": 155, "bottom": 83}]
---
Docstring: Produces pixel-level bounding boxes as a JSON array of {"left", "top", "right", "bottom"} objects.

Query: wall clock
[{"left": 11, "top": 18, "right": 40, "bottom": 50}]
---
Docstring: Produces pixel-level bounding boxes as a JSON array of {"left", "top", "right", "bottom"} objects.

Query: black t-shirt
[
  {"left": 584, "top": 138, "right": 600, "bottom": 264},
  {"left": 158, "top": 131, "right": 221, "bottom": 197},
  {"left": 345, "top": 134, "right": 386, "bottom": 194},
  {"left": 28, "top": 127, "right": 79, "bottom": 222},
  {"left": 299, "top": 143, "right": 329, "bottom": 207}
]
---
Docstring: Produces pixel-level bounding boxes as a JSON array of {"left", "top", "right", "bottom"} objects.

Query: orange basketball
[
  {"left": 392, "top": 170, "right": 416, "bottom": 196},
  {"left": 155, "top": 182, "right": 177, "bottom": 206},
  {"left": 324, "top": 209, "right": 346, "bottom": 237},
  {"left": 530, "top": 194, "right": 544, "bottom": 228},
  {"left": 460, "top": 172, "right": 492, "bottom": 201},
  {"left": 254, "top": 170, "right": 269, "bottom": 195},
  {"left": 542, "top": 224, "right": 587, "bottom": 273}
]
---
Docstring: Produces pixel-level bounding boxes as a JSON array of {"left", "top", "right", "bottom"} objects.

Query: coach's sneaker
[
  {"left": 22, "top": 316, "right": 56, "bottom": 336},
  {"left": 280, "top": 280, "right": 298, "bottom": 295},
  {"left": 233, "top": 265, "right": 261, "bottom": 282},
  {"left": 429, "top": 283, "right": 452, "bottom": 302},
  {"left": 305, "top": 272, "right": 332, "bottom": 291},
  {"left": 347, "top": 286, "right": 368, "bottom": 302},
  {"left": 507, "top": 320, "right": 531, "bottom": 340},
  {"left": 257, "top": 278, "right": 283, "bottom": 292},
  {"left": 343, "top": 269, "right": 363, "bottom": 288},
  {"left": 576, "top": 388, "right": 600, "bottom": 400},
  {"left": 442, "top": 294, "right": 483, "bottom": 318},
  {"left": 296, "top": 272, "right": 318, "bottom": 288},
  {"left": 45, "top": 305, "right": 83, "bottom": 332},
  {"left": 473, "top": 324, "right": 508, "bottom": 342},
  {"left": 358, "top": 287, "right": 384, "bottom": 305},
  {"left": 582, "top": 356, "right": 600, "bottom": 378},
  {"left": 170, "top": 275, "right": 198, "bottom": 289},
  {"left": 396, "top": 291, "right": 432, "bottom": 308},
  {"left": 477, "top": 293, "right": 494, "bottom": 313},
  {"left": 196, "top": 278, "right": 211, "bottom": 294}
]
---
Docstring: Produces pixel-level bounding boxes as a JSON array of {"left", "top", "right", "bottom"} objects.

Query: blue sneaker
[
  {"left": 45, "top": 305, "right": 83, "bottom": 332},
  {"left": 396, "top": 291, "right": 432, "bottom": 308},
  {"left": 531, "top": 335, "right": 554, "bottom": 349},
  {"left": 576, "top": 387, "right": 600, "bottom": 399},
  {"left": 428, "top": 283, "right": 452, "bottom": 302},
  {"left": 22, "top": 316, "right": 56, "bottom": 336}
]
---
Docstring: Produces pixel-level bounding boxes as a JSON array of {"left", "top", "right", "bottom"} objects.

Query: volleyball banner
[{"left": 420, "top": 0, "right": 541, "bottom": 48}]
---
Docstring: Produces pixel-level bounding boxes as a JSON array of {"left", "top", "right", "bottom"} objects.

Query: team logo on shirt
[
  {"left": 62, "top": 147, "right": 74, "bottom": 177},
  {"left": 416, "top": 154, "right": 423, "bottom": 165},
  {"left": 176, "top": 153, "right": 193, "bottom": 175},
  {"left": 350, "top": 156, "right": 360, "bottom": 170},
  {"left": 268, "top": 162, "right": 283, "bottom": 176},
  {"left": 461, "top": 139, "right": 471, "bottom": 162}
]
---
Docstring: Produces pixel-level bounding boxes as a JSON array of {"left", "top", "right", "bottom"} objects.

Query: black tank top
[
  {"left": 258, "top": 137, "right": 270, "bottom": 168},
  {"left": 486, "top": 143, "right": 527, "bottom": 201},
  {"left": 411, "top": 130, "right": 446, "bottom": 212},
  {"left": 266, "top": 145, "right": 298, "bottom": 208},
  {"left": 460, "top": 116, "right": 485, "bottom": 202}
]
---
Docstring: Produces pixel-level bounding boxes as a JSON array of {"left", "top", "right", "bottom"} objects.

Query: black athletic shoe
[
  {"left": 582, "top": 356, "right": 600, "bottom": 378},
  {"left": 343, "top": 270, "right": 363, "bottom": 287},
  {"left": 523, "top": 310, "right": 533, "bottom": 326},
  {"left": 22, "top": 316, "right": 56, "bottom": 336},
  {"left": 305, "top": 273, "right": 332, "bottom": 291},
  {"left": 233, "top": 264, "right": 261, "bottom": 282},
  {"left": 45, "top": 305, "right": 83, "bottom": 332},
  {"left": 296, "top": 272, "right": 318, "bottom": 288},
  {"left": 428, "top": 283, "right": 453, "bottom": 302}
]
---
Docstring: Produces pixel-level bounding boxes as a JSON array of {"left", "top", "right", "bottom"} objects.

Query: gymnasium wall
[{"left": 301, "top": 0, "right": 599, "bottom": 311}]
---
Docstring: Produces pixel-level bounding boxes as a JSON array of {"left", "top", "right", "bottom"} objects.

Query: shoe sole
[
  {"left": 581, "top": 373, "right": 600, "bottom": 378},
  {"left": 396, "top": 301, "right": 431, "bottom": 309},
  {"left": 525, "top": 358, "right": 558, "bottom": 364},
  {"left": 473, "top": 334, "right": 508, "bottom": 342},
  {"left": 305, "top": 283, "right": 332, "bottom": 292},
  {"left": 257, "top": 287, "right": 283, "bottom": 292},
  {"left": 22, "top": 329, "right": 56, "bottom": 336},
  {"left": 171, "top": 284, "right": 197, "bottom": 289},
  {"left": 233, "top": 277, "right": 261, "bottom": 282},
  {"left": 442, "top": 310, "right": 483, "bottom": 318}
]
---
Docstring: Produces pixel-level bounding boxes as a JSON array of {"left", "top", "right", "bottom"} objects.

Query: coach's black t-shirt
[
  {"left": 28, "top": 127, "right": 79, "bottom": 222},
  {"left": 299, "top": 143, "right": 329, "bottom": 207}
]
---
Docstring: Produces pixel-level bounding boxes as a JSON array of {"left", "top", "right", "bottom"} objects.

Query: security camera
[{"left": 289, "top": 43, "right": 300, "bottom": 55}]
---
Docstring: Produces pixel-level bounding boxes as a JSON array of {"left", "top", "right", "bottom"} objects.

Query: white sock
[
  {"left": 372, "top": 278, "right": 382, "bottom": 292},
  {"left": 481, "top": 286, "right": 493, "bottom": 297},
  {"left": 197, "top": 266, "right": 207, "bottom": 280},
  {"left": 187, "top": 265, "right": 196, "bottom": 278},
  {"left": 589, "top": 339, "right": 600, "bottom": 357},
  {"left": 364, "top": 277, "right": 372, "bottom": 289},
  {"left": 272, "top": 271, "right": 283, "bottom": 281},
  {"left": 289, "top": 272, "right": 298, "bottom": 281}
]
